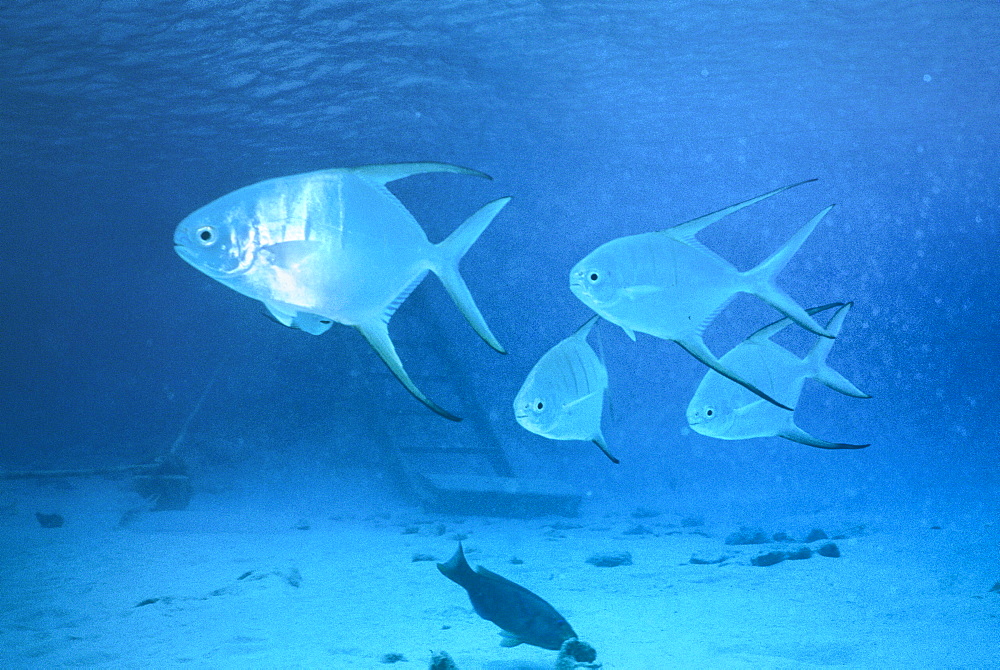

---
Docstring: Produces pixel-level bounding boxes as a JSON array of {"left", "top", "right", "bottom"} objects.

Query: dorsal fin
[
  {"left": 666, "top": 179, "right": 816, "bottom": 243},
  {"left": 351, "top": 162, "right": 491, "bottom": 186},
  {"left": 747, "top": 303, "right": 844, "bottom": 343}
]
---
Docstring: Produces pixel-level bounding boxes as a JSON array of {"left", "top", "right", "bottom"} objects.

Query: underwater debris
[
  {"left": 35, "top": 512, "right": 64, "bottom": 528},
  {"left": 429, "top": 650, "right": 459, "bottom": 669},
  {"left": 585, "top": 551, "right": 632, "bottom": 567},
  {"left": 380, "top": 652, "right": 406, "bottom": 663},
  {"left": 555, "top": 637, "right": 600, "bottom": 669},
  {"left": 689, "top": 552, "right": 729, "bottom": 565},
  {"left": 631, "top": 507, "right": 661, "bottom": 519},
  {"left": 622, "top": 524, "right": 654, "bottom": 536},
  {"left": 724, "top": 528, "right": 769, "bottom": 545}
]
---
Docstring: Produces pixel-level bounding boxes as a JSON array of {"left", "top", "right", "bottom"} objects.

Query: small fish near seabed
[
  {"left": 514, "top": 315, "right": 619, "bottom": 463},
  {"left": 173, "top": 162, "right": 510, "bottom": 421},
  {"left": 686, "top": 302, "right": 871, "bottom": 449},
  {"left": 437, "top": 543, "right": 578, "bottom": 652},
  {"left": 570, "top": 180, "right": 835, "bottom": 411}
]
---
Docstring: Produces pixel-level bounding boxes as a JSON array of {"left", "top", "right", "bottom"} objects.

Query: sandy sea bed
[{"left": 1, "top": 476, "right": 998, "bottom": 670}]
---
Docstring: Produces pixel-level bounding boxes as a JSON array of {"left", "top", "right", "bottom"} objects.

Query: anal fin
[
  {"left": 593, "top": 432, "right": 620, "bottom": 464},
  {"left": 780, "top": 425, "right": 869, "bottom": 450},
  {"left": 676, "top": 335, "right": 794, "bottom": 411},
  {"left": 356, "top": 320, "right": 461, "bottom": 421}
]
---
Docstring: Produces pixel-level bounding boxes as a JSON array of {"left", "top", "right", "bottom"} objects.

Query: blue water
[{"left": 2, "top": 0, "right": 998, "bottom": 536}]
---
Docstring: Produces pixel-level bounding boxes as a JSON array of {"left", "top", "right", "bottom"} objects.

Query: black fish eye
[
  {"left": 589, "top": 272, "right": 599, "bottom": 282},
  {"left": 706, "top": 408, "right": 713, "bottom": 417},
  {"left": 196, "top": 226, "right": 216, "bottom": 245},
  {"left": 535, "top": 401, "right": 544, "bottom": 411}
]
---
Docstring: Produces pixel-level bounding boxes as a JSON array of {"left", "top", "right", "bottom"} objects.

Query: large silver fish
[
  {"left": 686, "top": 303, "right": 870, "bottom": 449},
  {"left": 513, "top": 315, "right": 619, "bottom": 463},
  {"left": 570, "top": 180, "right": 834, "bottom": 411},
  {"left": 173, "top": 162, "right": 510, "bottom": 420}
]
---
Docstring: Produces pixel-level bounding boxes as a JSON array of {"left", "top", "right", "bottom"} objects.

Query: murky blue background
[{"left": 2, "top": 0, "right": 997, "bottom": 522}]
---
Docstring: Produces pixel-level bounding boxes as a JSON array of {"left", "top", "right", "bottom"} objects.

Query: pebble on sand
[
  {"left": 586, "top": 551, "right": 633, "bottom": 567},
  {"left": 816, "top": 542, "right": 840, "bottom": 558}
]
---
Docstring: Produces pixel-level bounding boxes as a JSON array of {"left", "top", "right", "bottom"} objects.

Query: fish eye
[
  {"left": 535, "top": 400, "right": 544, "bottom": 411},
  {"left": 196, "top": 226, "right": 216, "bottom": 246},
  {"left": 705, "top": 408, "right": 714, "bottom": 417},
  {"left": 588, "top": 271, "right": 599, "bottom": 282}
]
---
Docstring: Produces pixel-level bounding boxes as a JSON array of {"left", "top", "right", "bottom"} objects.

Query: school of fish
[
  {"left": 174, "top": 166, "right": 869, "bottom": 460},
  {"left": 521, "top": 179, "right": 869, "bottom": 460}
]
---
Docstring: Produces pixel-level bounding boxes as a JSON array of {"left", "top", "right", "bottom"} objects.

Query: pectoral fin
[
  {"left": 260, "top": 241, "right": 323, "bottom": 269},
  {"left": 263, "top": 302, "right": 333, "bottom": 335},
  {"left": 499, "top": 630, "right": 524, "bottom": 647},
  {"left": 356, "top": 320, "right": 461, "bottom": 421},
  {"left": 561, "top": 390, "right": 600, "bottom": 411},
  {"left": 623, "top": 285, "right": 662, "bottom": 299}
]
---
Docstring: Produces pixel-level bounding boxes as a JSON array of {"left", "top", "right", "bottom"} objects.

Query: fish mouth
[
  {"left": 173, "top": 244, "right": 193, "bottom": 262},
  {"left": 686, "top": 410, "right": 707, "bottom": 426}
]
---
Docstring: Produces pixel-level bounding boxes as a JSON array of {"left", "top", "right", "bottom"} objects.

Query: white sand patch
[{"left": 1, "top": 477, "right": 998, "bottom": 669}]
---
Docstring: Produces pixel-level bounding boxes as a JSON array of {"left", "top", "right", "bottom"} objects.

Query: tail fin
[
  {"left": 806, "top": 303, "right": 872, "bottom": 399},
  {"left": 745, "top": 205, "right": 835, "bottom": 338},
  {"left": 434, "top": 197, "right": 511, "bottom": 354},
  {"left": 437, "top": 543, "right": 477, "bottom": 588}
]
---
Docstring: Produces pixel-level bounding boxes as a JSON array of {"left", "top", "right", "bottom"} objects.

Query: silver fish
[
  {"left": 686, "top": 303, "right": 870, "bottom": 449},
  {"left": 173, "top": 162, "right": 510, "bottom": 420},
  {"left": 570, "top": 180, "right": 834, "bottom": 411},
  {"left": 514, "top": 315, "right": 619, "bottom": 463}
]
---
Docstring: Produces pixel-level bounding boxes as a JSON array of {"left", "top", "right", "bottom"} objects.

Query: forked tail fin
[
  {"left": 745, "top": 205, "right": 836, "bottom": 338},
  {"left": 806, "top": 302, "right": 872, "bottom": 399},
  {"left": 434, "top": 197, "right": 511, "bottom": 354}
]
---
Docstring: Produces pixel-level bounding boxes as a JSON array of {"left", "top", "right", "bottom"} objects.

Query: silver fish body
[
  {"left": 570, "top": 180, "right": 834, "bottom": 411},
  {"left": 514, "top": 316, "right": 618, "bottom": 463},
  {"left": 174, "top": 162, "right": 509, "bottom": 420},
  {"left": 686, "top": 303, "right": 870, "bottom": 449}
]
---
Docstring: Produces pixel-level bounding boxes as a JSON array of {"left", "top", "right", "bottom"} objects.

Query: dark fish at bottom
[{"left": 437, "top": 543, "right": 577, "bottom": 650}]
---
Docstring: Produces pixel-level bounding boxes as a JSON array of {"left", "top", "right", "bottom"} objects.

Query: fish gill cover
[{"left": 0, "top": 0, "right": 998, "bottom": 513}]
